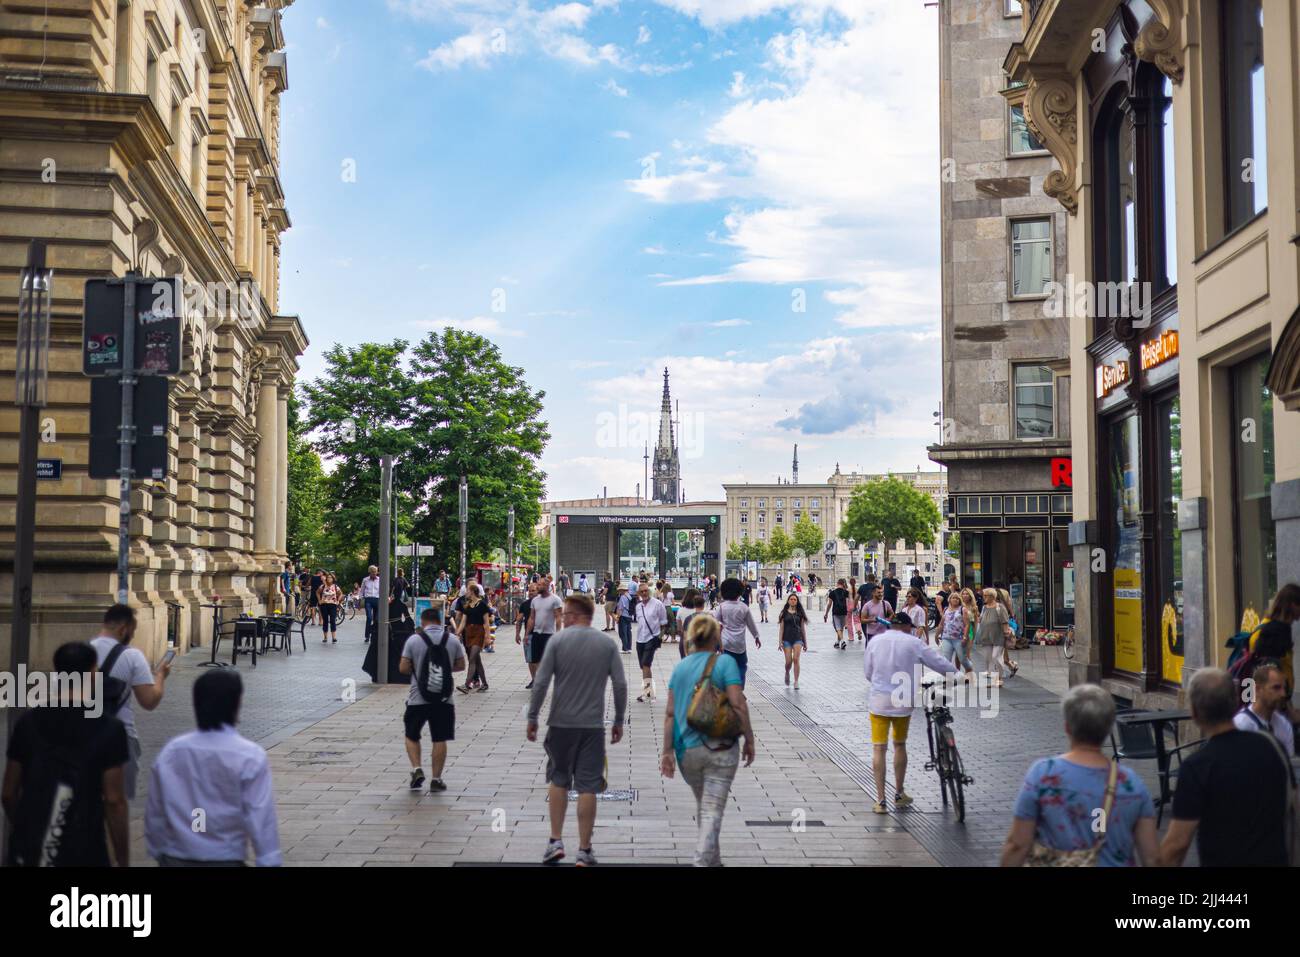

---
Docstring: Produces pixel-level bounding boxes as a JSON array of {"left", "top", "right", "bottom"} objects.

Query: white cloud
[
  {"left": 709, "top": 318, "right": 750, "bottom": 327},
  {"left": 728, "top": 70, "right": 747, "bottom": 98},
  {"left": 603, "top": 77, "right": 629, "bottom": 96},
  {"left": 642, "top": 244, "right": 667, "bottom": 255},
  {"left": 610, "top": 129, "right": 632, "bottom": 138},
  {"left": 636, "top": 24, "right": 652, "bottom": 44},
  {"left": 316, "top": 16, "right": 331, "bottom": 29},
  {"left": 414, "top": 315, "right": 524, "bottom": 337}
]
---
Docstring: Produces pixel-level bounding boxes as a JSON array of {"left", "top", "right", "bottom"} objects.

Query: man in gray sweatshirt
[{"left": 526, "top": 592, "right": 628, "bottom": 866}]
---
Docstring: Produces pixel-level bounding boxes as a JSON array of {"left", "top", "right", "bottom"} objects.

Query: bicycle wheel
[
  {"left": 1063, "top": 637, "right": 1075, "bottom": 659},
  {"left": 344, "top": 602, "right": 357, "bottom": 622},
  {"left": 939, "top": 726, "right": 966, "bottom": 823}
]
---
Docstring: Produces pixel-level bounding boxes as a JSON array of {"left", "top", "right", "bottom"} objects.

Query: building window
[
  {"left": 739, "top": 498, "right": 749, "bottom": 508},
  {"left": 1155, "top": 392, "right": 1184, "bottom": 685},
  {"left": 1108, "top": 414, "right": 1144, "bottom": 675},
  {"left": 1005, "top": 0, "right": 1022, "bottom": 16},
  {"left": 1008, "top": 104, "right": 1045, "bottom": 155},
  {"left": 190, "top": 133, "right": 203, "bottom": 192},
  {"left": 1231, "top": 353, "right": 1276, "bottom": 621},
  {"left": 775, "top": 511, "right": 784, "bottom": 524},
  {"left": 775, "top": 498, "right": 784, "bottom": 508},
  {"left": 1009, "top": 218, "right": 1053, "bottom": 298},
  {"left": 114, "top": 0, "right": 132, "bottom": 93},
  {"left": 1013, "top": 364, "right": 1055, "bottom": 438},
  {"left": 757, "top": 529, "right": 765, "bottom": 539},
  {"left": 811, "top": 514, "right": 819, "bottom": 525},
  {"left": 757, "top": 512, "right": 765, "bottom": 524},
  {"left": 146, "top": 48, "right": 158, "bottom": 104},
  {"left": 810, "top": 497, "right": 820, "bottom": 507},
  {"left": 739, "top": 512, "right": 748, "bottom": 525},
  {"left": 793, "top": 510, "right": 801, "bottom": 522},
  {"left": 1156, "top": 75, "right": 1177, "bottom": 290},
  {"left": 757, "top": 498, "right": 766, "bottom": 508},
  {"left": 792, "top": 498, "right": 802, "bottom": 508},
  {"left": 1223, "top": 0, "right": 1267, "bottom": 232}
]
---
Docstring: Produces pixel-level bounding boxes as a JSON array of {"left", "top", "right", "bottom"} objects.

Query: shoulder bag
[
  {"left": 1025, "top": 760, "right": 1119, "bottom": 867},
  {"left": 685, "top": 652, "right": 743, "bottom": 742}
]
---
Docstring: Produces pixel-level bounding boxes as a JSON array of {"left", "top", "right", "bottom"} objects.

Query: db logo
[{"left": 557, "top": 516, "right": 569, "bottom": 524}]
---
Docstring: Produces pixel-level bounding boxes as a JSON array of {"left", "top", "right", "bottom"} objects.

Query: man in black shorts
[
  {"left": 399, "top": 607, "right": 466, "bottom": 793},
  {"left": 525, "top": 578, "right": 563, "bottom": 689},
  {"left": 526, "top": 594, "right": 626, "bottom": 866}
]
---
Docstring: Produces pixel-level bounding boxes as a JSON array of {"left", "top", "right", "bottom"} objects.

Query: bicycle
[
  {"left": 339, "top": 595, "right": 359, "bottom": 622},
  {"left": 921, "top": 677, "right": 974, "bottom": 823},
  {"left": 1062, "top": 625, "right": 1076, "bottom": 660}
]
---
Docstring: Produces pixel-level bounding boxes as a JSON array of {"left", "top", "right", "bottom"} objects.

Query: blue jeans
[
  {"left": 939, "top": 637, "right": 972, "bottom": 671},
  {"left": 723, "top": 650, "right": 748, "bottom": 687},
  {"left": 364, "top": 596, "right": 379, "bottom": 639},
  {"left": 618, "top": 617, "right": 632, "bottom": 651}
]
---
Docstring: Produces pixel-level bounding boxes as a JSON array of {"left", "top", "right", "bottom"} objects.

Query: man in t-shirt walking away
[
  {"left": 526, "top": 578, "right": 564, "bottom": 689},
  {"left": 863, "top": 612, "right": 956, "bottom": 813},
  {"left": 399, "top": 607, "right": 467, "bottom": 793},
  {"left": 90, "top": 604, "right": 170, "bottom": 801},
  {"left": 527, "top": 593, "right": 627, "bottom": 866},
  {"left": 1160, "top": 667, "right": 1293, "bottom": 866},
  {"left": 825, "top": 578, "right": 852, "bottom": 650},
  {"left": 3, "top": 642, "right": 131, "bottom": 866},
  {"left": 714, "top": 577, "right": 760, "bottom": 687}
]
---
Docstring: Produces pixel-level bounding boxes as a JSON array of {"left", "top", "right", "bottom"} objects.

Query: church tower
[{"left": 652, "top": 368, "right": 681, "bottom": 504}]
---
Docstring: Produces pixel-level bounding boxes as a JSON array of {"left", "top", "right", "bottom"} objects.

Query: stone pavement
[{"left": 123, "top": 607, "right": 1171, "bottom": 867}]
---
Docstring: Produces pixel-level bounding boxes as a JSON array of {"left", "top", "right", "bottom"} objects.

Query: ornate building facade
[
  {"left": 0, "top": 0, "right": 306, "bottom": 665},
  {"left": 1006, "top": 0, "right": 1300, "bottom": 707}
]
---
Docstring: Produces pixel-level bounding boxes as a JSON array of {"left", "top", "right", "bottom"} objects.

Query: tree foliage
[
  {"left": 727, "top": 534, "right": 766, "bottom": 563},
  {"left": 285, "top": 391, "right": 326, "bottom": 564},
  {"left": 298, "top": 331, "right": 549, "bottom": 577},
  {"left": 791, "top": 515, "right": 823, "bottom": 561},
  {"left": 765, "top": 527, "right": 793, "bottom": 568},
  {"left": 838, "top": 476, "right": 941, "bottom": 574}
]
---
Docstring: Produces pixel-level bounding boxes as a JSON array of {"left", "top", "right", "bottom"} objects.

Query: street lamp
[
  {"left": 458, "top": 475, "right": 468, "bottom": 590},
  {"left": 506, "top": 504, "right": 516, "bottom": 620},
  {"left": 7, "top": 241, "right": 52, "bottom": 861}
]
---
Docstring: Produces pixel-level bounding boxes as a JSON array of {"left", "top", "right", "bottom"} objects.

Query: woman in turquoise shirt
[{"left": 660, "top": 615, "right": 756, "bottom": 866}]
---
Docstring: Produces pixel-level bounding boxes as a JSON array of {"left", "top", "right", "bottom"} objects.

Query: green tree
[
  {"left": 516, "top": 527, "right": 551, "bottom": 576},
  {"left": 766, "top": 527, "right": 794, "bottom": 573},
  {"left": 791, "top": 515, "right": 823, "bottom": 563},
  {"left": 839, "top": 476, "right": 941, "bottom": 576},
  {"left": 405, "top": 329, "right": 549, "bottom": 573},
  {"left": 285, "top": 391, "right": 326, "bottom": 564},
  {"left": 300, "top": 340, "right": 418, "bottom": 569},
  {"left": 727, "top": 534, "right": 766, "bottom": 563}
]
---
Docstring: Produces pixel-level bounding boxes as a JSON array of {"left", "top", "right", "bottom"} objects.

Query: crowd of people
[{"left": 6, "top": 576, "right": 1297, "bottom": 870}]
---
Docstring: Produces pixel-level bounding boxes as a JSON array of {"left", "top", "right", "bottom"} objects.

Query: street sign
[
  {"left": 702, "top": 552, "right": 718, "bottom": 560},
  {"left": 396, "top": 544, "right": 416, "bottom": 557},
  {"left": 89, "top": 376, "right": 169, "bottom": 479},
  {"left": 36, "top": 458, "right": 62, "bottom": 480},
  {"left": 417, "top": 545, "right": 437, "bottom": 556},
  {"left": 83, "top": 277, "right": 184, "bottom": 377}
]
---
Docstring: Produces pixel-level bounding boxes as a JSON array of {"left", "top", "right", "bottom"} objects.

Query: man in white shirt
[
  {"left": 361, "top": 566, "right": 382, "bottom": 642},
  {"left": 145, "top": 669, "right": 280, "bottom": 865},
  {"left": 634, "top": 582, "right": 668, "bottom": 702},
  {"left": 1233, "top": 660, "right": 1296, "bottom": 757},
  {"left": 863, "top": 612, "right": 957, "bottom": 814},
  {"left": 526, "top": 578, "right": 564, "bottom": 686},
  {"left": 90, "top": 604, "right": 169, "bottom": 800}
]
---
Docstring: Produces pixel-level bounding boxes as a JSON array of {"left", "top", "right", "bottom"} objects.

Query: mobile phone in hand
[{"left": 158, "top": 649, "right": 177, "bottom": 669}]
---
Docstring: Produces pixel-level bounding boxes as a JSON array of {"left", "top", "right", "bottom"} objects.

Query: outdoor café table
[
  {"left": 1113, "top": 708, "right": 1193, "bottom": 821},
  {"left": 259, "top": 615, "right": 296, "bottom": 655}
]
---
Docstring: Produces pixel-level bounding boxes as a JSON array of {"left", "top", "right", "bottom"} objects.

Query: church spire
[
  {"left": 651, "top": 367, "right": 681, "bottom": 504},
  {"left": 792, "top": 443, "right": 799, "bottom": 485},
  {"left": 657, "top": 367, "right": 674, "bottom": 453}
]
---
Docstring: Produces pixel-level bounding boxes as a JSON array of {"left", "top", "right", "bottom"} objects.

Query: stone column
[
  {"left": 253, "top": 380, "right": 278, "bottom": 556},
  {"left": 276, "top": 388, "right": 288, "bottom": 556}
]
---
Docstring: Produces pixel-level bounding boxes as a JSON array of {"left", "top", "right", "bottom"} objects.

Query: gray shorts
[
  {"left": 544, "top": 727, "right": 607, "bottom": 793},
  {"left": 832, "top": 614, "right": 847, "bottom": 631},
  {"left": 125, "top": 734, "right": 142, "bottom": 800}
]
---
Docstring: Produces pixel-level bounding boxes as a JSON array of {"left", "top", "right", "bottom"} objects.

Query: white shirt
[
  {"left": 360, "top": 576, "right": 381, "bottom": 599},
  {"left": 145, "top": 725, "right": 282, "bottom": 866},
  {"left": 635, "top": 597, "right": 668, "bottom": 643},
  {"left": 89, "top": 635, "right": 154, "bottom": 740},
  {"left": 1233, "top": 707, "right": 1296, "bottom": 757},
  {"left": 862, "top": 629, "right": 957, "bottom": 717}
]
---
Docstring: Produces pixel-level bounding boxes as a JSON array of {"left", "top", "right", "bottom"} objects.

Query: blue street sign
[{"left": 36, "top": 458, "right": 62, "bottom": 480}]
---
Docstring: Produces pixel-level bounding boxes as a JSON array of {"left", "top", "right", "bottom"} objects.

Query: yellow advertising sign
[
  {"left": 1160, "top": 601, "right": 1182, "bottom": 685},
  {"left": 1113, "top": 567, "right": 1143, "bottom": 673}
]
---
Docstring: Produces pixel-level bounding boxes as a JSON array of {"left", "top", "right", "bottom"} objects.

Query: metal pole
[
  {"left": 458, "top": 475, "right": 468, "bottom": 591},
  {"left": 507, "top": 505, "right": 515, "bottom": 622},
  {"left": 378, "top": 456, "right": 392, "bottom": 683},
  {"left": 6, "top": 242, "right": 51, "bottom": 861},
  {"left": 117, "top": 275, "right": 138, "bottom": 604}
]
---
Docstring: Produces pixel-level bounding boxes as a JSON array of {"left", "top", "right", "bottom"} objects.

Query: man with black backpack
[
  {"left": 90, "top": 604, "right": 169, "bottom": 800},
  {"left": 399, "top": 606, "right": 466, "bottom": 793},
  {"left": 3, "top": 642, "right": 131, "bottom": 866}
]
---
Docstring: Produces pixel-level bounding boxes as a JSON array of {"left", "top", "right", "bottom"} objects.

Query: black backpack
[
  {"left": 9, "top": 717, "right": 101, "bottom": 866},
  {"left": 98, "top": 643, "right": 132, "bottom": 718},
  {"left": 416, "top": 627, "right": 454, "bottom": 704}
]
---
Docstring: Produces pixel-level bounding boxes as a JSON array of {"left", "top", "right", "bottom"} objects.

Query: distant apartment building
[
  {"left": 929, "top": 0, "right": 1074, "bottom": 638},
  {"left": 723, "top": 467, "right": 950, "bottom": 585}
]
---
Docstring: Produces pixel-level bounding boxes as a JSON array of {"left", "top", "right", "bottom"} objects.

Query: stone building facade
[
  {"left": 0, "top": 0, "right": 305, "bottom": 667},
  {"left": 723, "top": 467, "right": 950, "bottom": 586},
  {"left": 1006, "top": 0, "right": 1300, "bottom": 707},
  {"left": 929, "top": 0, "right": 1075, "bottom": 638}
]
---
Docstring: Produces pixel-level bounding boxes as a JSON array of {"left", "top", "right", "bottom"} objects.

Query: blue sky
[{"left": 278, "top": 0, "right": 942, "bottom": 501}]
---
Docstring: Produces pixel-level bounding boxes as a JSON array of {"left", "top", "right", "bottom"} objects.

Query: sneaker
[
  {"left": 476, "top": 684, "right": 489, "bottom": 692},
  {"left": 542, "top": 839, "right": 565, "bottom": 865},
  {"left": 872, "top": 801, "right": 887, "bottom": 814},
  {"left": 525, "top": 680, "right": 534, "bottom": 689},
  {"left": 428, "top": 778, "right": 447, "bottom": 792},
  {"left": 575, "top": 847, "right": 597, "bottom": 867},
  {"left": 895, "top": 792, "right": 914, "bottom": 808},
  {"left": 409, "top": 768, "right": 426, "bottom": 790}
]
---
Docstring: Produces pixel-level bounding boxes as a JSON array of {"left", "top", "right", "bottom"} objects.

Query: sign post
[
  {"left": 379, "top": 456, "right": 393, "bottom": 683},
  {"left": 507, "top": 505, "right": 516, "bottom": 622}
]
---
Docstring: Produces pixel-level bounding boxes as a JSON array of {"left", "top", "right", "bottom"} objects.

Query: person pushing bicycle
[{"left": 862, "top": 611, "right": 957, "bottom": 814}]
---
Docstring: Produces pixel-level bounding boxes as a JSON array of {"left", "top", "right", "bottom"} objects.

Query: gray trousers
[{"left": 679, "top": 744, "right": 740, "bottom": 866}]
